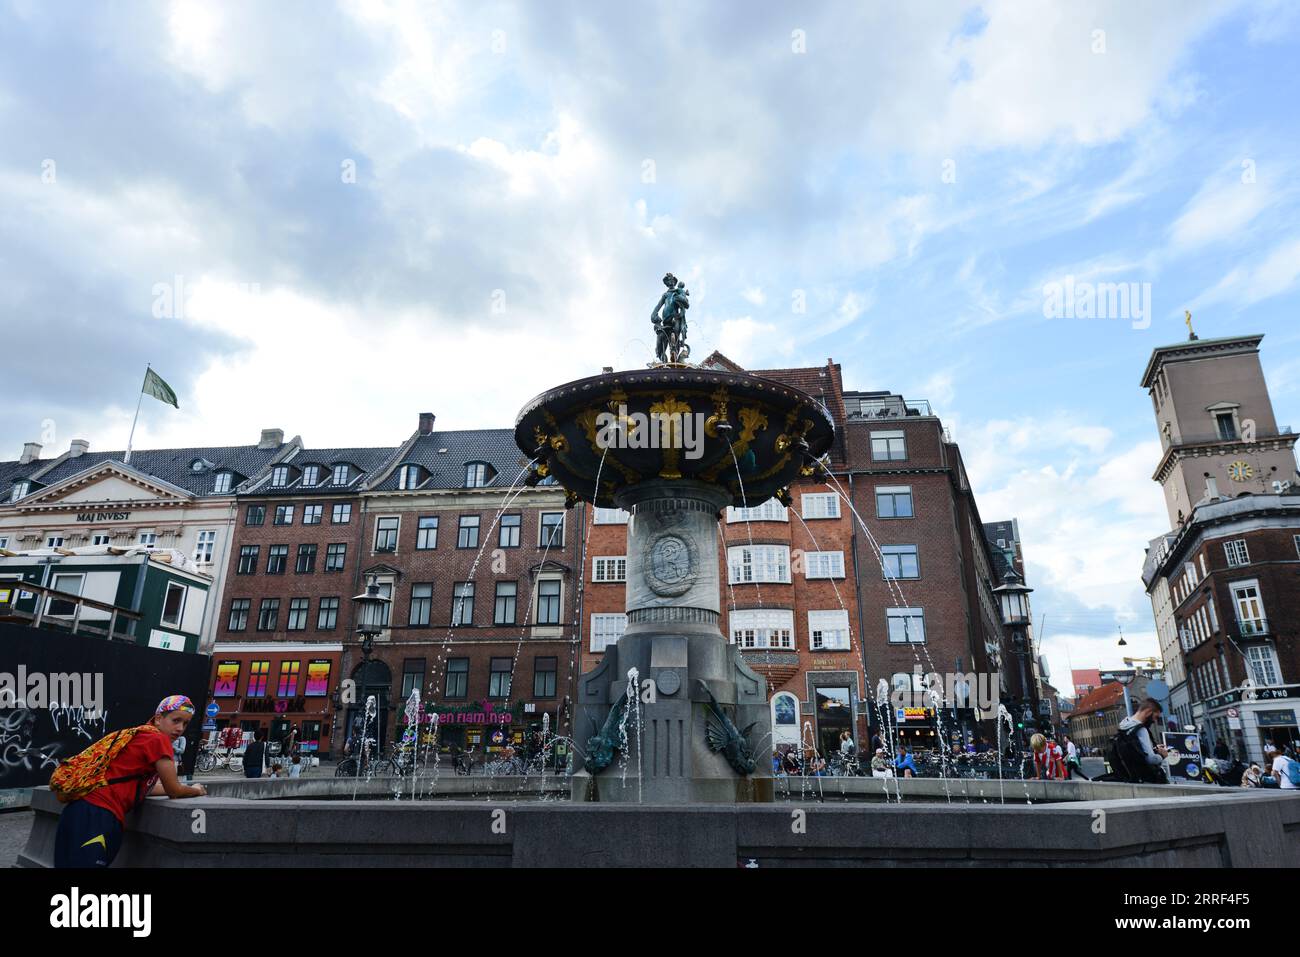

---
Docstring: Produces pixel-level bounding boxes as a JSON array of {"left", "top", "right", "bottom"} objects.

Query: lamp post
[
  {"left": 1115, "top": 670, "right": 1136, "bottom": 718},
  {"left": 993, "top": 568, "right": 1034, "bottom": 751},
  {"left": 349, "top": 575, "right": 391, "bottom": 755}
]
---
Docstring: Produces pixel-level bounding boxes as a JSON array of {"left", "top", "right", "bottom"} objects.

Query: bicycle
[{"left": 196, "top": 746, "right": 243, "bottom": 774}]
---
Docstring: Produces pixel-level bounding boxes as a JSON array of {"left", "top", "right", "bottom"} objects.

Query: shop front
[
  {"left": 1202, "top": 685, "right": 1299, "bottom": 764},
  {"left": 209, "top": 643, "right": 341, "bottom": 757},
  {"left": 895, "top": 706, "right": 938, "bottom": 750}
]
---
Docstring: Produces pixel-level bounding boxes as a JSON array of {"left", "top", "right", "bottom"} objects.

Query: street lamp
[
  {"left": 347, "top": 575, "right": 391, "bottom": 756},
  {"left": 993, "top": 567, "right": 1034, "bottom": 717},
  {"left": 1114, "top": 670, "right": 1136, "bottom": 718}
]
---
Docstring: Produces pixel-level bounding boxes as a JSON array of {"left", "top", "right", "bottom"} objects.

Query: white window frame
[
  {"left": 212, "top": 472, "right": 233, "bottom": 494},
  {"left": 886, "top": 607, "right": 926, "bottom": 644},
  {"left": 728, "top": 545, "right": 791, "bottom": 584},
  {"left": 1245, "top": 644, "right": 1281, "bottom": 686},
  {"left": 803, "top": 551, "right": 846, "bottom": 579},
  {"left": 800, "top": 492, "right": 840, "bottom": 520},
  {"left": 592, "top": 507, "right": 630, "bottom": 525},
  {"left": 808, "top": 609, "right": 850, "bottom": 650},
  {"left": 45, "top": 535, "right": 65, "bottom": 549},
  {"left": 1224, "top": 539, "right": 1249, "bottom": 568},
  {"left": 91, "top": 534, "right": 112, "bottom": 546},
  {"left": 270, "top": 466, "right": 289, "bottom": 487},
  {"left": 465, "top": 462, "right": 490, "bottom": 488},
  {"left": 726, "top": 499, "right": 787, "bottom": 523},
  {"left": 301, "top": 465, "right": 320, "bottom": 486},
  {"left": 870, "top": 430, "right": 907, "bottom": 461},
  {"left": 332, "top": 464, "right": 350, "bottom": 486},
  {"left": 729, "top": 608, "right": 795, "bottom": 650},
  {"left": 1230, "top": 579, "right": 1266, "bottom": 634},
  {"left": 591, "top": 613, "right": 627, "bottom": 652},
  {"left": 592, "top": 556, "right": 627, "bottom": 583},
  {"left": 11, "top": 481, "right": 31, "bottom": 502},
  {"left": 137, "top": 532, "right": 157, "bottom": 548},
  {"left": 398, "top": 465, "right": 423, "bottom": 490},
  {"left": 194, "top": 529, "right": 216, "bottom": 564}
]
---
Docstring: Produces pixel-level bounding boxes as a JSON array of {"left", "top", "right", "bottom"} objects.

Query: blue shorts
[{"left": 54, "top": 799, "right": 124, "bottom": 868}]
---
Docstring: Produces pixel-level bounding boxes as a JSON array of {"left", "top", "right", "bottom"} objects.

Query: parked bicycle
[{"left": 196, "top": 746, "right": 243, "bottom": 774}]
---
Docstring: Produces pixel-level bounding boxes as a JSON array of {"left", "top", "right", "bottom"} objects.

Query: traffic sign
[{"left": 206, "top": 702, "right": 220, "bottom": 717}]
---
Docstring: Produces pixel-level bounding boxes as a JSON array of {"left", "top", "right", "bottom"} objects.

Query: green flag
[{"left": 141, "top": 368, "right": 179, "bottom": 409}]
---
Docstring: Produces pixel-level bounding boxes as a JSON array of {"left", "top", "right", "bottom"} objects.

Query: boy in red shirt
[{"left": 54, "top": 695, "right": 207, "bottom": 868}]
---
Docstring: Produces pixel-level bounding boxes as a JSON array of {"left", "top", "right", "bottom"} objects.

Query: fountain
[{"left": 513, "top": 287, "right": 834, "bottom": 802}]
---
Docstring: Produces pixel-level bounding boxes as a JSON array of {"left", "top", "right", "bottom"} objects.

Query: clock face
[{"left": 1227, "top": 460, "right": 1254, "bottom": 482}]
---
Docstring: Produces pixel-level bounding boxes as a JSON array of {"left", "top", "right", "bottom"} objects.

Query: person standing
[
  {"left": 243, "top": 730, "right": 267, "bottom": 779},
  {"left": 1266, "top": 744, "right": 1299, "bottom": 790},
  {"left": 51, "top": 695, "right": 206, "bottom": 868},
  {"left": 1063, "top": 734, "right": 1089, "bottom": 780}
]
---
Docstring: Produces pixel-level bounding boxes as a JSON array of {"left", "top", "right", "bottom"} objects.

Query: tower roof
[{"left": 1139, "top": 334, "right": 1263, "bottom": 389}]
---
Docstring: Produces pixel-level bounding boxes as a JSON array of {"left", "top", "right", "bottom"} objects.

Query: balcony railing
[
  {"left": 847, "top": 397, "right": 933, "bottom": 420},
  {"left": 1235, "top": 618, "right": 1270, "bottom": 638}
]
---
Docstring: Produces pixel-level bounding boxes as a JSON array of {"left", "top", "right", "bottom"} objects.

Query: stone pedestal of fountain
[{"left": 514, "top": 365, "right": 835, "bottom": 805}]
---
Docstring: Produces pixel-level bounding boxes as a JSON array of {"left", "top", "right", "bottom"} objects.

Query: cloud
[{"left": 1169, "top": 164, "right": 1270, "bottom": 249}]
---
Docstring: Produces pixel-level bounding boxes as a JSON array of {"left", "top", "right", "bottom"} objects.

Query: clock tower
[{"left": 1142, "top": 332, "right": 1299, "bottom": 527}]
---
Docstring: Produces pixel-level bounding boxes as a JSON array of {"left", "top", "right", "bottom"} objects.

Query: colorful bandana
[{"left": 155, "top": 694, "right": 196, "bottom": 717}]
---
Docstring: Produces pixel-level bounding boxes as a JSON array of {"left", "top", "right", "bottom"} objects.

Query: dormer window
[
  {"left": 213, "top": 472, "right": 233, "bottom": 494},
  {"left": 332, "top": 464, "right": 350, "bottom": 486},
  {"left": 465, "top": 462, "right": 494, "bottom": 488},
  {"left": 10, "top": 481, "right": 30, "bottom": 503},
  {"left": 1215, "top": 412, "right": 1237, "bottom": 441},
  {"left": 270, "top": 466, "right": 290, "bottom": 487},
  {"left": 398, "top": 465, "right": 424, "bottom": 490},
  {"left": 302, "top": 465, "right": 320, "bottom": 486}
]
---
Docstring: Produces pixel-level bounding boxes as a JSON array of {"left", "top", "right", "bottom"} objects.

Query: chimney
[
  {"left": 418, "top": 412, "right": 435, "bottom": 436},
  {"left": 258, "top": 428, "right": 284, "bottom": 450},
  {"left": 68, "top": 439, "right": 90, "bottom": 458},
  {"left": 19, "top": 442, "right": 41, "bottom": 465}
]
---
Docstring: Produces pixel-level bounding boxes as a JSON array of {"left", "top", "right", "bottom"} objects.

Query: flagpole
[{"left": 125, "top": 364, "right": 149, "bottom": 465}]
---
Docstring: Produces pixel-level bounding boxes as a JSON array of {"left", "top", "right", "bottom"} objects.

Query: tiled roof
[
  {"left": 4, "top": 444, "right": 292, "bottom": 500},
  {"left": 246, "top": 446, "right": 400, "bottom": 496},
  {"left": 370, "top": 429, "right": 528, "bottom": 492},
  {"left": 1071, "top": 682, "right": 1126, "bottom": 714}
]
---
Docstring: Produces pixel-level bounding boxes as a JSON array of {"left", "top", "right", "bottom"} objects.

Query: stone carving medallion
[{"left": 645, "top": 532, "right": 695, "bottom": 597}]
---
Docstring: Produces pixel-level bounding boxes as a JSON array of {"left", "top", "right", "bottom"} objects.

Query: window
[
  {"left": 227, "top": 598, "right": 250, "bottom": 631},
  {"left": 287, "top": 598, "right": 309, "bottom": 631},
  {"left": 401, "top": 659, "right": 426, "bottom": 700},
  {"left": 593, "top": 556, "right": 627, "bottom": 582},
  {"left": 331, "top": 503, "right": 351, "bottom": 524},
  {"left": 332, "top": 464, "right": 350, "bottom": 486},
  {"left": 1246, "top": 645, "right": 1281, "bottom": 686},
  {"left": 246, "top": 505, "right": 265, "bottom": 526},
  {"left": 325, "top": 543, "right": 347, "bottom": 572},
  {"left": 398, "top": 465, "right": 423, "bottom": 490},
  {"left": 801, "top": 492, "right": 840, "bottom": 519},
  {"left": 213, "top": 472, "right": 233, "bottom": 493},
  {"left": 886, "top": 607, "right": 926, "bottom": 643},
  {"left": 876, "top": 485, "right": 913, "bottom": 518},
  {"left": 303, "top": 504, "right": 322, "bottom": 525},
  {"left": 376, "top": 581, "right": 393, "bottom": 627},
  {"left": 809, "top": 609, "right": 850, "bottom": 650},
  {"left": 880, "top": 545, "right": 919, "bottom": 579},
  {"left": 375, "top": 517, "right": 399, "bottom": 552},
  {"left": 728, "top": 545, "right": 791, "bottom": 584},
  {"left": 498, "top": 514, "right": 521, "bottom": 548},
  {"left": 451, "top": 582, "right": 474, "bottom": 626},
  {"left": 540, "top": 512, "right": 564, "bottom": 548},
  {"left": 1231, "top": 581, "right": 1266, "bottom": 635},
  {"left": 465, "top": 462, "right": 492, "bottom": 488},
  {"left": 726, "top": 499, "right": 787, "bottom": 523},
  {"left": 457, "top": 515, "right": 480, "bottom": 549},
  {"left": 270, "top": 466, "right": 289, "bottom": 487},
  {"left": 537, "top": 579, "right": 562, "bottom": 625},
  {"left": 804, "top": 551, "right": 846, "bottom": 579},
  {"left": 194, "top": 529, "right": 216, "bottom": 564},
  {"left": 416, "top": 516, "right": 438, "bottom": 550},
  {"left": 9, "top": 481, "right": 30, "bottom": 502},
  {"left": 593, "top": 507, "right": 630, "bottom": 524},
  {"left": 295, "top": 544, "right": 317, "bottom": 574},
  {"left": 444, "top": 659, "right": 469, "bottom": 699},
  {"left": 1294, "top": 534, "right": 1300, "bottom": 559},
  {"left": 46, "top": 573, "right": 82, "bottom": 616},
  {"left": 161, "top": 582, "right": 186, "bottom": 627},
  {"left": 409, "top": 584, "right": 432, "bottom": 626},
  {"left": 729, "top": 608, "right": 794, "bottom": 649},
  {"left": 317, "top": 597, "right": 339, "bottom": 630},
  {"left": 273, "top": 505, "right": 294, "bottom": 525},
  {"left": 534, "top": 657, "right": 557, "bottom": 698},
  {"left": 871, "top": 430, "right": 907, "bottom": 461},
  {"left": 266, "top": 545, "right": 288, "bottom": 574},
  {"left": 495, "top": 582, "right": 517, "bottom": 625},
  {"left": 489, "top": 658, "right": 512, "bottom": 698},
  {"left": 46, "top": 535, "right": 65, "bottom": 549},
  {"left": 257, "top": 599, "right": 280, "bottom": 631},
  {"left": 277, "top": 660, "right": 300, "bottom": 697},
  {"left": 237, "top": 545, "right": 259, "bottom": 575},
  {"left": 248, "top": 660, "right": 270, "bottom": 697},
  {"left": 87, "top": 533, "right": 110, "bottom": 546},
  {"left": 1224, "top": 539, "right": 1249, "bottom": 567},
  {"left": 301, "top": 465, "right": 320, "bottom": 486},
  {"left": 1215, "top": 411, "right": 1237, "bottom": 441},
  {"left": 591, "top": 613, "right": 627, "bottom": 652},
  {"left": 137, "top": 532, "right": 157, "bottom": 548}
]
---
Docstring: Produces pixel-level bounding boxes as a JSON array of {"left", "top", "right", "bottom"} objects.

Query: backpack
[
  {"left": 48, "top": 725, "right": 165, "bottom": 804},
  {"left": 1105, "top": 723, "right": 1165, "bottom": 784},
  {"left": 1283, "top": 756, "right": 1300, "bottom": 787}
]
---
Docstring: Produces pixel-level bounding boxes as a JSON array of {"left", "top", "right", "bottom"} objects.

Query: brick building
[{"left": 1141, "top": 332, "right": 1300, "bottom": 763}]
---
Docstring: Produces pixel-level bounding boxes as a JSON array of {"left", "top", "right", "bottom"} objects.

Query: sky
[{"left": 3, "top": 0, "right": 1300, "bottom": 694}]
